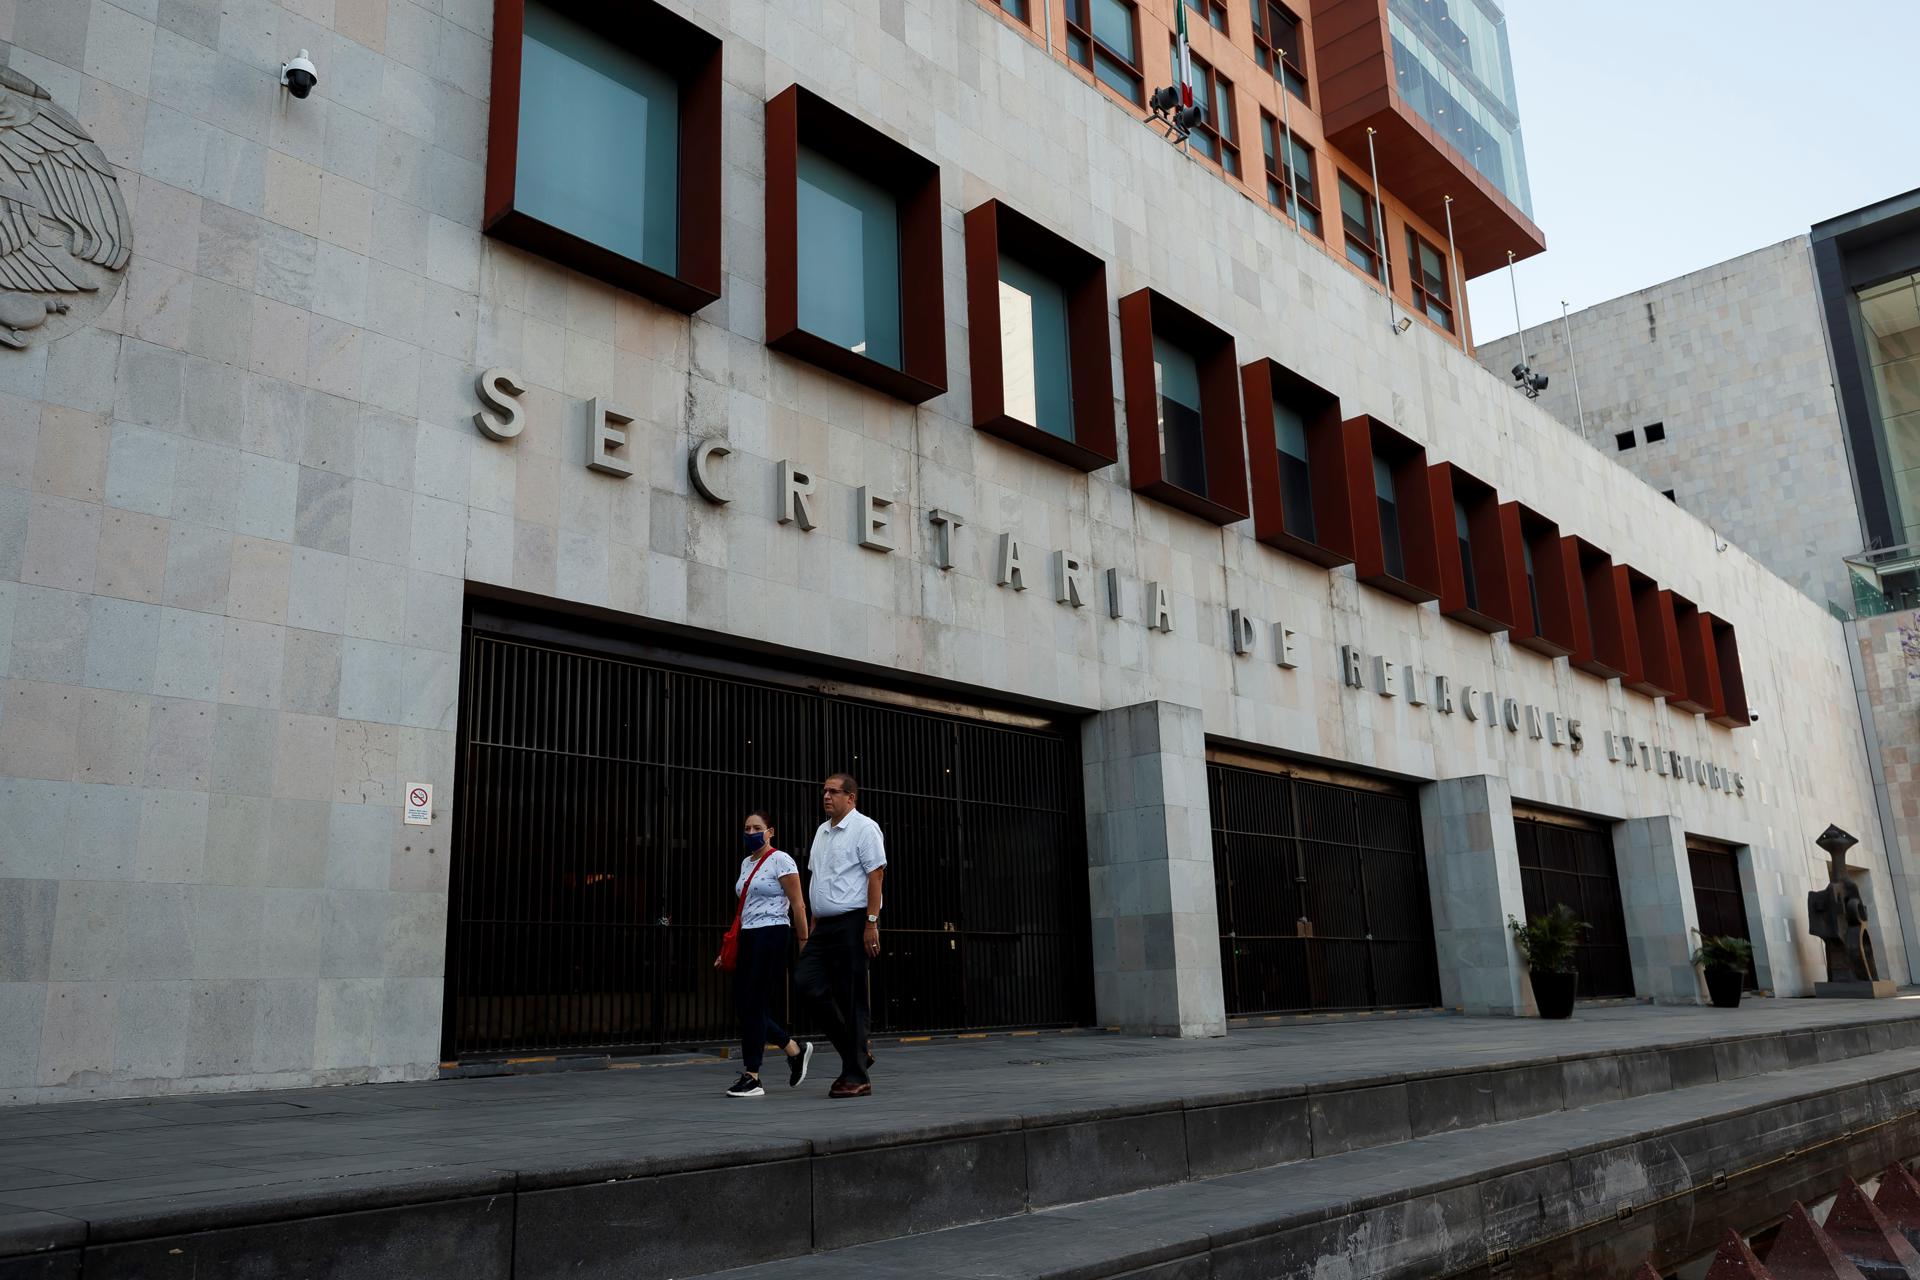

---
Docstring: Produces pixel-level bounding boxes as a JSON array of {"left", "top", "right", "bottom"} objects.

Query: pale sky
[{"left": 1463, "top": 1, "right": 1920, "bottom": 342}]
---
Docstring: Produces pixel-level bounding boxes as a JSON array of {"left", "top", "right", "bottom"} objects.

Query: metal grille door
[
  {"left": 444, "top": 628, "right": 1090, "bottom": 1058},
  {"left": 1209, "top": 764, "right": 1440, "bottom": 1014},
  {"left": 1514, "top": 817, "right": 1634, "bottom": 999},
  {"left": 1689, "top": 844, "right": 1758, "bottom": 990}
]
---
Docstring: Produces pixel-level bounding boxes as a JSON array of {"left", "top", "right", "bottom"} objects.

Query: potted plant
[
  {"left": 1692, "top": 932, "right": 1754, "bottom": 1009},
  {"left": 1508, "top": 904, "right": 1587, "bottom": 1020}
]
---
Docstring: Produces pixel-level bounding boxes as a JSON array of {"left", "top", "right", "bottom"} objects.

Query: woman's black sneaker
[
  {"left": 788, "top": 1042, "right": 814, "bottom": 1088},
  {"left": 726, "top": 1074, "right": 764, "bottom": 1098}
]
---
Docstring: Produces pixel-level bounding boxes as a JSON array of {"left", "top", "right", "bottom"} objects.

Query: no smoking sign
[{"left": 404, "top": 784, "right": 433, "bottom": 826}]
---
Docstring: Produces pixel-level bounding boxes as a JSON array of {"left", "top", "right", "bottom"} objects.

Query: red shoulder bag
[{"left": 715, "top": 848, "right": 778, "bottom": 972}]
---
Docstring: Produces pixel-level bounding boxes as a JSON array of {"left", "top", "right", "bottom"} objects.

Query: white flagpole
[
  {"left": 1562, "top": 300, "right": 1588, "bottom": 440},
  {"left": 1442, "top": 194, "right": 1465, "bottom": 348},
  {"left": 1279, "top": 76, "right": 1301, "bottom": 236},
  {"left": 1365, "top": 127, "right": 1400, "bottom": 333}
]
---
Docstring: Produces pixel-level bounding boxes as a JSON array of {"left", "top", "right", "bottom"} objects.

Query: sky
[{"left": 1463, "top": 1, "right": 1920, "bottom": 342}]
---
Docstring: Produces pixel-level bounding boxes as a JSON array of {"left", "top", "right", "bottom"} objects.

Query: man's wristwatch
[{"left": 865, "top": 914, "right": 879, "bottom": 924}]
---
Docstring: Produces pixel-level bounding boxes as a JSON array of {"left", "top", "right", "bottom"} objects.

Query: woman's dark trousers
[{"left": 736, "top": 925, "right": 792, "bottom": 1073}]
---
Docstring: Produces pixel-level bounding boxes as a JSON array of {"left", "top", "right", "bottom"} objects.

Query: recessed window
[
  {"left": 1066, "top": 0, "right": 1144, "bottom": 104},
  {"left": 485, "top": 0, "right": 721, "bottom": 312},
  {"left": 998, "top": 257, "right": 1072, "bottom": 440},
  {"left": 1274, "top": 401, "right": 1315, "bottom": 543},
  {"left": 1186, "top": 0, "right": 1228, "bottom": 31},
  {"left": 1405, "top": 229, "right": 1453, "bottom": 332},
  {"left": 1520, "top": 533, "right": 1543, "bottom": 635},
  {"left": 1120, "top": 288, "right": 1248, "bottom": 525},
  {"left": 797, "top": 148, "right": 900, "bottom": 368},
  {"left": 1178, "top": 53, "right": 1239, "bottom": 176},
  {"left": 989, "top": 0, "right": 1030, "bottom": 21},
  {"left": 765, "top": 85, "right": 946, "bottom": 404},
  {"left": 1644, "top": 422, "right": 1666, "bottom": 443},
  {"left": 1156, "top": 338, "right": 1208, "bottom": 495},
  {"left": 1615, "top": 431, "right": 1636, "bottom": 451},
  {"left": 1453, "top": 496, "right": 1477, "bottom": 610},
  {"left": 1260, "top": 113, "right": 1321, "bottom": 236},
  {"left": 1339, "top": 174, "right": 1382, "bottom": 281},
  {"left": 1334, "top": 417, "right": 1441, "bottom": 603},
  {"left": 964, "top": 199, "right": 1117, "bottom": 472},
  {"left": 1250, "top": 0, "right": 1309, "bottom": 102},
  {"left": 1508, "top": 502, "right": 1577, "bottom": 657},
  {"left": 1374, "top": 452, "right": 1405, "bottom": 581},
  {"left": 1245, "top": 359, "right": 1345, "bottom": 566}
]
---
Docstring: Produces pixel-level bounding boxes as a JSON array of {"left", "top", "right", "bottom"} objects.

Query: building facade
[
  {"left": 0, "top": 0, "right": 1900, "bottom": 1105},
  {"left": 1475, "top": 239, "right": 1862, "bottom": 612}
]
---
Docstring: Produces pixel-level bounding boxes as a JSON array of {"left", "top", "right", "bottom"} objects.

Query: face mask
[{"left": 742, "top": 831, "right": 766, "bottom": 851}]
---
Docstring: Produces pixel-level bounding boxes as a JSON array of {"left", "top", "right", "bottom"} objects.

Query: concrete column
[
  {"left": 1080, "top": 702, "right": 1225, "bottom": 1037},
  {"left": 1417, "top": 775, "right": 1531, "bottom": 1015},
  {"left": 1612, "top": 815, "right": 1706, "bottom": 1003}
]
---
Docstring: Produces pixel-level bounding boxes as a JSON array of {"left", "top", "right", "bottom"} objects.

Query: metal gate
[
  {"left": 1689, "top": 842, "right": 1758, "bottom": 990},
  {"left": 1514, "top": 816, "right": 1634, "bottom": 999},
  {"left": 443, "top": 624, "right": 1090, "bottom": 1058},
  {"left": 1209, "top": 762, "right": 1440, "bottom": 1014}
]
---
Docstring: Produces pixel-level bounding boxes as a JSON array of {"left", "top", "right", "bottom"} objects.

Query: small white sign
[{"left": 404, "top": 784, "right": 433, "bottom": 826}]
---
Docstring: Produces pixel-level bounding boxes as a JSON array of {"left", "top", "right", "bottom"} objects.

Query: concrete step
[
  {"left": 704, "top": 1044, "right": 1920, "bottom": 1280},
  {"left": 9, "top": 1007, "right": 1920, "bottom": 1280}
]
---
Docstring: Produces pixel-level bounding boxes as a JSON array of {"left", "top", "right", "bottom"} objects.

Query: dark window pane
[
  {"left": 1374, "top": 454, "right": 1403, "bottom": 579},
  {"left": 1155, "top": 336, "right": 1208, "bottom": 495},
  {"left": 1455, "top": 498, "right": 1477, "bottom": 609},
  {"left": 1274, "top": 400, "right": 1315, "bottom": 543},
  {"left": 1522, "top": 536, "right": 1543, "bottom": 634},
  {"left": 518, "top": 3, "right": 679, "bottom": 273}
]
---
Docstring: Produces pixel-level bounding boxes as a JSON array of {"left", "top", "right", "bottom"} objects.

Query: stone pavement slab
[{"left": 2, "top": 997, "right": 1919, "bottom": 1259}]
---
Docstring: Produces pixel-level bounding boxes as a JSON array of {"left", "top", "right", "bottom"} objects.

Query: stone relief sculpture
[
  {"left": 1807, "top": 824, "right": 1891, "bottom": 996},
  {"left": 0, "top": 66, "right": 132, "bottom": 349}
]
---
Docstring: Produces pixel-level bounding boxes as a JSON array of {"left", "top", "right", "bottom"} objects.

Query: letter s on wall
[{"left": 474, "top": 367, "right": 529, "bottom": 441}]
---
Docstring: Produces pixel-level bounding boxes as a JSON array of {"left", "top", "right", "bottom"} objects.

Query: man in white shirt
[{"left": 794, "top": 772, "right": 887, "bottom": 1098}]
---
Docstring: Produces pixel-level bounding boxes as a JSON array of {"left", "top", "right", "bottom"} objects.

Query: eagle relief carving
[{"left": 0, "top": 67, "right": 131, "bottom": 349}]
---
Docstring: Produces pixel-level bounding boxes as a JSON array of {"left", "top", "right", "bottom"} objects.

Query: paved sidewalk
[{"left": 5, "top": 996, "right": 1920, "bottom": 1234}]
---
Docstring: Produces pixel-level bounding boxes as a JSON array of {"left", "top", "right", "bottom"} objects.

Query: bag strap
[{"left": 730, "top": 848, "right": 779, "bottom": 927}]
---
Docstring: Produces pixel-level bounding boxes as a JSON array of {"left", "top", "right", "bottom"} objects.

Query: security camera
[
  {"left": 1511, "top": 363, "right": 1527, "bottom": 380},
  {"left": 280, "top": 50, "right": 318, "bottom": 99},
  {"left": 1749, "top": 711, "right": 1760, "bottom": 724}
]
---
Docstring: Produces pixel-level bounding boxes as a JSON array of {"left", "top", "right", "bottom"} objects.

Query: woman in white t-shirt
[{"left": 723, "top": 809, "right": 813, "bottom": 1098}]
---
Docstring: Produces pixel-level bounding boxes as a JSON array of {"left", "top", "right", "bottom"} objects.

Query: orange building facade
[{"left": 974, "top": 0, "right": 1547, "bottom": 352}]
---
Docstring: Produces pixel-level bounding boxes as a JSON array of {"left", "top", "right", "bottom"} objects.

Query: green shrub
[{"left": 1507, "top": 904, "right": 1587, "bottom": 974}]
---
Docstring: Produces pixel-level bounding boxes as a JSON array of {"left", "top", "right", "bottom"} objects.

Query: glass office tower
[{"left": 1384, "top": 0, "right": 1532, "bottom": 218}]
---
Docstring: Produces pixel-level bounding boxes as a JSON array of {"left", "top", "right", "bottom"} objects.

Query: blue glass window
[
  {"left": 796, "top": 147, "right": 902, "bottom": 369},
  {"left": 1454, "top": 496, "right": 1477, "bottom": 608},
  {"left": 998, "top": 254, "right": 1074, "bottom": 442},
  {"left": 1154, "top": 337, "right": 1207, "bottom": 495},
  {"left": 1374, "top": 453, "right": 1404, "bottom": 579},
  {"left": 517, "top": 2, "right": 679, "bottom": 273},
  {"left": 1273, "top": 400, "right": 1315, "bottom": 542}
]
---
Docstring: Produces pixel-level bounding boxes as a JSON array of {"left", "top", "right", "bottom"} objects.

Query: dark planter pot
[
  {"left": 1704, "top": 965, "right": 1744, "bottom": 1009},
  {"left": 1530, "top": 969, "right": 1578, "bottom": 1020}
]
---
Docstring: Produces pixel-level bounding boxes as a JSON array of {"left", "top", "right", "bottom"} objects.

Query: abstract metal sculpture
[{"left": 1806, "top": 825, "right": 1892, "bottom": 996}]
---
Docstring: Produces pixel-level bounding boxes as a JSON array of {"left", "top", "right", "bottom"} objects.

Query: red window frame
[
  {"left": 1066, "top": 0, "right": 1145, "bottom": 104},
  {"left": 484, "top": 0, "right": 723, "bottom": 314},
  {"left": 1405, "top": 228, "right": 1454, "bottom": 333}
]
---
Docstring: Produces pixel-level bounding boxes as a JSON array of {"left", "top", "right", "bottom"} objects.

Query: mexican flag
[{"left": 1176, "top": 3, "right": 1194, "bottom": 109}]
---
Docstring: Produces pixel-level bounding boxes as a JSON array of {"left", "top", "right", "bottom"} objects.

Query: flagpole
[
  {"left": 1506, "top": 250, "right": 1530, "bottom": 374},
  {"left": 1442, "top": 194, "right": 1466, "bottom": 350},
  {"left": 1561, "top": 300, "right": 1587, "bottom": 440},
  {"left": 1364, "top": 127, "right": 1400, "bottom": 333},
  {"left": 1279, "top": 78, "right": 1301, "bottom": 236}
]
